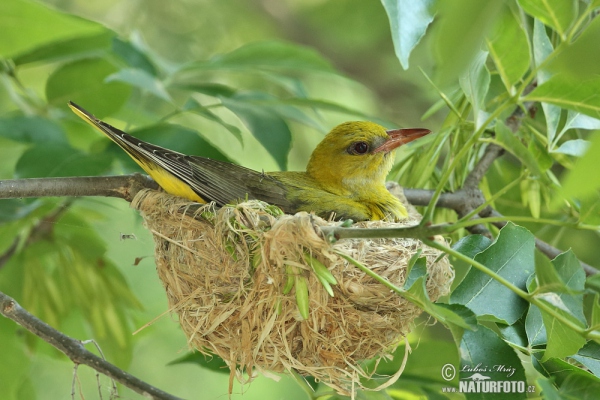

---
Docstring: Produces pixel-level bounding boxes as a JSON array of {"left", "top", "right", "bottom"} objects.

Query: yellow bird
[{"left": 69, "top": 102, "right": 430, "bottom": 221}]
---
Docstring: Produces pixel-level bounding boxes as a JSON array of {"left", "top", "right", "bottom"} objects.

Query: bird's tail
[{"left": 68, "top": 101, "right": 205, "bottom": 202}]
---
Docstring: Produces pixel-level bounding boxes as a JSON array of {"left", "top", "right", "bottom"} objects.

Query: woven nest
[{"left": 131, "top": 188, "right": 453, "bottom": 394}]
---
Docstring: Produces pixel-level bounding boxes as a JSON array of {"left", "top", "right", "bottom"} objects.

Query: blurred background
[
  {"left": 1, "top": 0, "right": 599, "bottom": 399},
  {"left": 0, "top": 1, "right": 451, "bottom": 399}
]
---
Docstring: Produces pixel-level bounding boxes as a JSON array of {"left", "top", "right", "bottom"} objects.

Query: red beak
[{"left": 372, "top": 128, "right": 432, "bottom": 153}]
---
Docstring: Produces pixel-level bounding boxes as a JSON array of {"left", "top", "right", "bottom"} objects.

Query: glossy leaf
[
  {"left": 450, "top": 223, "right": 534, "bottom": 325},
  {"left": 533, "top": 354, "right": 600, "bottom": 387},
  {"left": 381, "top": 0, "right": 434, "bottom": 69},
  {"left": 452, "top": 234, "right": 493, "bottom": 259},
  {"left": 403, "top": 255, "right": 427, "bottom": 290},
  {"left": 46, "top": 58, "right": 131, "bottom": 118},
  {"left": 570, "top": 341, "right": 600, "bottom": 377},
  {"left": 460, "top": 325, "right": 527, "bottom": 388}
]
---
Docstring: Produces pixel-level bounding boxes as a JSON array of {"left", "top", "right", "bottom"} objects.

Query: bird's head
[{"left": 307, "top": 121, "right": 430, "bottom": 194}]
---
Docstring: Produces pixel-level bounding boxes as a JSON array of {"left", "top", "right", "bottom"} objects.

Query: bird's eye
[{"left": 348, "top": 141, "right": 369, "bottom": 155}]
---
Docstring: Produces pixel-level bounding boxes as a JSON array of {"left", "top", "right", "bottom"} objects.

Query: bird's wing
[
  {"left": 186, "top": 156, "right": 293, "bottom": 209},
  {"left": 69, "top": 101, "right": 293, "bottom": 209}
]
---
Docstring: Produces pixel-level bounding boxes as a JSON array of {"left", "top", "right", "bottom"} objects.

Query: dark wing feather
[
  {"left": 100, "top": 122, "right": 292, "bottom": 209},
  {"left": 70, "top": 102, "right": 292, "bottom": 209},
  {"left": 187, "top": 156, "right": 293, "bottom": 210}
]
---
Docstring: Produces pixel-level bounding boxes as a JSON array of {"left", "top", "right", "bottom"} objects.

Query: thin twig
[
  {"left": 403, "top": 188, "right": 597, "bottom": 275},
  {"left": 0, "top": 290, "right": 182, "bottom": 400}
]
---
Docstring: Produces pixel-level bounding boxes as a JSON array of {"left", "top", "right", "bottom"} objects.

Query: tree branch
[
  {"left": 0, "top": 290, "right": 182, "bottom": 400},
  {"left": 0, "top": 174, "right": 596, "bottom": 274},
  {"left": 0, "top": 174, "right": 157, "bottom": 202},
  {"left": 403, "top": 188, "right": 597, "bottom": 275}
]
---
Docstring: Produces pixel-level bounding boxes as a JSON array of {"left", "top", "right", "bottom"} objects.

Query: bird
[{"left": 69, "top": 101, "right": 430, "bottom": 221}]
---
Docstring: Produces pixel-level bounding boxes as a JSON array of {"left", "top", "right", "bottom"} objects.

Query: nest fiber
[{"left": 131, "top": 189, "right": 453, "bottom": 393}]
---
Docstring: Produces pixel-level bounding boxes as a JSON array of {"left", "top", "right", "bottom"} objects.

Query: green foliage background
[{"left": 1, "top": 0, "right": 600, "bottom": 399}]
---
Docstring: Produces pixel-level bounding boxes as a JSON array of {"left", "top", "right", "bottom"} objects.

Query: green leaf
[
  {"left": 0, "top": 199, "right": 43, "bottom": 223},
  {"left": 537, "top": 376, "right": 561, "bottom": 400},
  {"left": 459, "top": 51, "right": 490, "bottom": 128},
  {"left": 518, "top": 0, "right": 575, "bottom": 38},
  {"left": 549, "top": 15, "right": 600, "bottom": 78},
  {"left": 499, "top": 318, "right": 529, "bottom": 348},
  {"left": 452, "top": 235, "right": 493, "bottom": 259},
  {"left": 403, "top": 256, "right": 427, "bottom": 290},
  {"left": 46, "top": 58, "right": 131, "bottom": 118},
  {"left": 570, "top": 341, "right": 600, "bottom": 377},
  {"left": 15, "top": 143, "right": 112, "bottom": 178},
  {"left": 486, "top": 9, "right": 530, "bottom": 93},
  {"left": 0, "top": 116, "right": 67, "bottom": 144},
  {"left": 450, "top": 223, "right": 534, "bottom": 325},
  {"left": 182, "top": 98, "right": 242, "bottom": 144},
  {"left": 381, "top": 0, "right": 434, "bottom": 69},
  {"left": 560, "top": 132, "right": 600, "bottom": 202},
  {"left": 266, "top": 97, "right": 386, "bottom": 126},
  {"left": 495, "top": 120, "right": 543, "bottom": 176},
  {"left": 168, "top": 351, "right": 229, "bottom": 374},
  {"left": 112, "top": 37, "right": 157, "bottom": 76},
  {"left": 558, "top": 371, "right": 600, "bottom": 398},
  {"left": 534, "top": 355, "right": 600, "bottom": 386},
  {"left": 0, "top": 0, "right": 103, "bottom": 58},
  {"left": 591, "top": 294, "right": 600, "bottom": 329},
  {"left": 405, "top": 277, "right": 476, "bottom": 330},
  {"left": 231, "top": 92, "right": 325, "bottom": 132},
  {"left": 173, "top": 82, "right": 237, "bottom": 98},
  {"left": 460, "top": 325, "right": 527, "bottom": 388},
  {"left": 533, "top": 19, "right": 561, "bottom": 142},
  {"left": 539, "top": 299, "right": 586, "bottom": 361},
  {"left": 128, "top": 123, "right": 232, "bottom": 163},
  {"left": 525, "top": 74, "right": 600, "bottom": 119},
  {"left": 432, "top": 0, "right": 504, "bottom": 86},
  {"left": 186, "top": 40, "right": 335, "bottom": 73},
  {"left": 526, "top": 296, "right": 547, "bottom": 346},
  {"left": 221, "top": 96, "right": 291, "bottom": 170},
  {"left": 548, "top": 251, "right": 585, "bottom": 321},
  {"left": 553, "top": 139, "right": 591, "bottom": 156},
  {"left": 105, "top": 68, "right": 171, "bottom": 101},
  {"left": 13, "top": 31, "right": 113, "bottom": 66}
]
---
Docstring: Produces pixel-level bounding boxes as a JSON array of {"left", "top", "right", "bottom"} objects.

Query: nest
[{"left": 131, "top": 189, "right": 453, "bottom": 394}]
